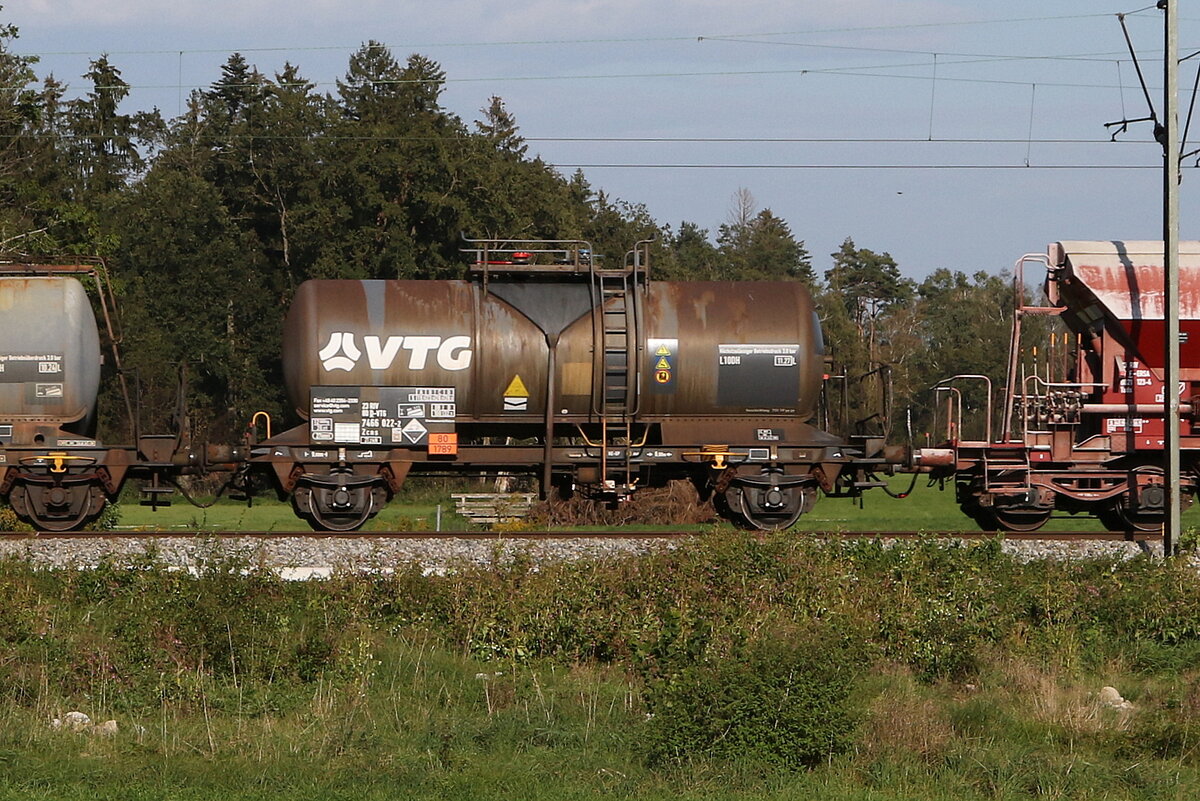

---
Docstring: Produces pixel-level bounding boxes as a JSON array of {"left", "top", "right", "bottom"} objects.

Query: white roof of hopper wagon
[{"left": 1052, "top": 240, "right": 1200, "bottom": 321}]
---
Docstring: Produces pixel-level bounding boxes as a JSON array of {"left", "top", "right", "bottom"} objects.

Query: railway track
[
  {"left": 0, "top": 529, "right": 1165, "bottom": 542},
  {"left": 0, "top": 528, "right": 1163, "bottom": 580}
]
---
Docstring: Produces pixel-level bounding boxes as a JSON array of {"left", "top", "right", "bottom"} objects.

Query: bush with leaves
[{"left": 644, "top": 630, "right": 861, "bottom": 769}]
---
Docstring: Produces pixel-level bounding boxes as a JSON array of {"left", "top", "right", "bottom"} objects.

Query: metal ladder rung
[
  {"left": 595, "top": 271, "right": 636, "bottom": 487},
  {"left": 983, "top": 451, "right": 1032, "bottom": 492}
]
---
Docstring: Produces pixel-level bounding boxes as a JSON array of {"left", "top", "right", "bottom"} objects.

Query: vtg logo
[{"left": 319, "top": 333, "right": 473, "bottom": 372}]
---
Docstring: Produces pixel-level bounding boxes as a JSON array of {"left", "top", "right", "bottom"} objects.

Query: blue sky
[{"left": 7, "top": 1, "right": 1200, "bottom": 279}]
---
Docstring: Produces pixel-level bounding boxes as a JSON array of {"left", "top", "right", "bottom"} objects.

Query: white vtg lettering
[{"left": 320, "top": 332, "right": 472, "bottom": 372}]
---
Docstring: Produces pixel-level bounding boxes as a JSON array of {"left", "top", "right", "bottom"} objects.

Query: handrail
[
  {"left": 250, "top": 411, "right": 273, "bottom": 441},
  {"left": 932, "top": 385, "right": 964, "bottom": 442},
  {"left": 573, "top": 424, "right": 650, "bottom": 449},
  {"left": 932, "top": 374, "right": 993, "bottom": 442},
  {"left": 1020, "top": 375, "right": 1107, "bottom": 391},
  {"left": 460, "top": 234, "right": 597, "bottom": 276},
  {"left": 1001, "top": 252, "right": 1061, "bottom": 440}
]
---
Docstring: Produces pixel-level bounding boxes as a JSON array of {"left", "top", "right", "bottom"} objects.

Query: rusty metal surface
[
  {"left": 0, "top": 277, "right": 101, "bottom": 438},
  {"left": 630, "top": 281, "right": 822, "bottom": 420},
  {"left": 1040, "top": 241, "right": 1200, "bottom": 450},
  {"left": 282, "top": 278, "right": 823, "bottom": 425}
]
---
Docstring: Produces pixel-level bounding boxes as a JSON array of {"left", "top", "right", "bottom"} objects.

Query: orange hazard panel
[{"left": 429, "top": 432, "right": 458, "bottom": 455}]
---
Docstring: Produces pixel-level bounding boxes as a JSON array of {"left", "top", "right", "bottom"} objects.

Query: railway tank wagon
[
  {"left": 0, "top": 269, "right": 106, "bottom": 528},
  {"left": 916, "top": 240, "right": 1200, "bottom": 532},
  {"left": 0, "top": 260, "right": 241, "bottom": 530},
  {"left": 252, "top": 239, "right": 887, "bottom": 531}
]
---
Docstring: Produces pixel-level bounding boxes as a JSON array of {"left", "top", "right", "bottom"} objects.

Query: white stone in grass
[
  {"left": 62, "top": 711, "right": 91, "bottom": 732},
  {"left": 92, "top": 720, "right": 118, "bottom": 737},
  {"left": 1099, "top": 686, "right": 1135, "bottom": 711}
]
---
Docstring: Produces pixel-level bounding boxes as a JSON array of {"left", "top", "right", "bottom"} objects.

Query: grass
[
  {"left": 0, "top": 537, "right": 1199, "bottom": 798},
  {"left": 0, "top": 640, "right": 662, "bottom": 801},
  {"left": 16, "top": 648, "right": 1168, "bottom": 801},
  {"left": 116, "top": 497, "right": 475, "bottom": 533},
  {"left": 796, "top": 475, "right": 1200, "bottom": 533},
  {"left": 110, "top": 474, "right": 1200, "bottom": 534}
]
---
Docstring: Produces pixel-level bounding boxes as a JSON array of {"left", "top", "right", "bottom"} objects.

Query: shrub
[
  {"left": 0, "top": 498, "right": 118, "bottom": 531},
  {"left": 0, "top": 502, "right": 32, "bottom": 532},
  {"left": 644, "top": 632, "right": 860, "bottom": 769}
]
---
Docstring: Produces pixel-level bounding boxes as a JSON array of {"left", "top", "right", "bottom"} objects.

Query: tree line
[{"left": 0, "top": 19, "right": 1017, "bottom": 444}]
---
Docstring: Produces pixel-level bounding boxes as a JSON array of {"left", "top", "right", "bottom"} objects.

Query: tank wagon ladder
[
  {"left": 460, "top": 235, "right": 648, "bottom": 502},
  {"left": 588, "top": 241, "right": 650, "bottom": 496}
]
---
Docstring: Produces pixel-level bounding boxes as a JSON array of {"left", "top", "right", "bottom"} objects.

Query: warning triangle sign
[
  {"left": 656, "top": 356, "right": 672, "bottom": 369},
  {"left": 504, "top": 374, "right": 530, "bottom": 397},
  {"left": 655, "top": 344, "right": 672, "bottom": 356}
]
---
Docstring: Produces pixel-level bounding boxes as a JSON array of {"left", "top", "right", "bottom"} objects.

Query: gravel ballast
[{"left": 0, "top": 532, "right": 1170, "bottom": 577}]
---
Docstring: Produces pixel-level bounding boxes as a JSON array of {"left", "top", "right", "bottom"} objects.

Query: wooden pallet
[{"left": 450, "top": 493, "right": 538, "bottom": 524}]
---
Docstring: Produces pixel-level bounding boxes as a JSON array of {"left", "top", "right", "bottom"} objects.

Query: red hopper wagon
[{"left": 915, "top": 241, "right": 1200, "bottom": 532}]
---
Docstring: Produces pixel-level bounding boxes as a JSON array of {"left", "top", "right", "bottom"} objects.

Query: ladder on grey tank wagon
[{"left": 589, "top": 240, "right": 652, "bottom": 497}]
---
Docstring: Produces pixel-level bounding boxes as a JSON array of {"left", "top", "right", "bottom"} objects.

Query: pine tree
[
  {"left": 67, "top": 56, "right": 146, "bottom": 195},
  {"left": 662, "top": 221, "right": 723, "bottom": 279},
  {"left": 0, "top": 19, "right": 56, "bottom": 246},
  {"left": 336, "top": 41, "right": 404, "bottom": 122},
  {"left": 717, "top": 198, "right": 813, "bottom": 283},
  {"left": 475, "top": 96, "right": 527, "bottom": 158},
  {"left": 825, "top": 237, "right": 913, "bottom": 332}
]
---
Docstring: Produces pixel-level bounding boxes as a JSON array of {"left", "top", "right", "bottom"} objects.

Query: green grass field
[
  {"left": 110, "top": 475, "right": 1200, "bottom": 534},
  {"left": 114, "top": 494, "right": 473, "bottom": 532},
  {"left": 0, "top": 535, "right": 1198, "bottom": 799}
]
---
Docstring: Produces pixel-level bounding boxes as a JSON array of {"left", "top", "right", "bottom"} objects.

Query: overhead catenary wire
[
  {"left": 13, "top": 15, "right": 1200, "bottom": 99},
  {"left": 11, "top": 8, "right": 1192, "bottom": 175},
  {"left": 13, "top": 13, "right": 1200, "bottom": 97},
  {"left": 0, "top": 132, "right": 1166, "bottom": 145},
  {"left": 1025, "top": 83, "right": 1038, "bottom": 166},
  {"left": 10, "top": 12, "right": 1162, "bottom": 59},
  {"left": 546, "top": 163, "right": 1165, "bottom": 170},
  {"left": 698, "top": 34, "right": 1148, "bottom": 64},
  {"left": 7, "top": 65, "right": 1182, "bottom": 96},
  {"left": 928, "top": 54, "right": 938, "bottom": 141}
]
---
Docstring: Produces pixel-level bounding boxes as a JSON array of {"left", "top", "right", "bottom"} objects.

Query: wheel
[
  {"left": 8, "top": 481, "right": 107, "bottom": 531},
  {"left": 957, "top": 488, "right": 1001, "bottom": 532},
  {"left": 1097, "top": 502, "right": 1163, "bottom": 534},
  {"left": 960, "top": 505, "right": 1000, "bottom": 532},
  {"left": 292, "top": 483, "right": 381, "bottom": 532},
  {"left": 736, "top": 487, "right": 803, "bottom": 531},
  {"left": 989, "top": 506, "right": 1052, "bottom": 533},
  {"left": 725, "top": 482, "right": 815, "bottom": 532},
  {"left": 1098, "top": 466, "right": 1168, "bottom": 534},
  {"left": 957, "top": 480, "right": 1050, "bottom": 533}
]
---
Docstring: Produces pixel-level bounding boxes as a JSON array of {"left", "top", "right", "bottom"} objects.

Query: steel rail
[{"left": 0, "top": 529, "right": 1164, "bottom": 542}]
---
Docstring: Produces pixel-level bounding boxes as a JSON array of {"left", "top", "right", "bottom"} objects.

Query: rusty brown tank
[
  {"left": 256, "top": 239, "right": 887, "bottom": 533},
  {"left": 282, "top": 279, "right": 824, "bottom": 425}
]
